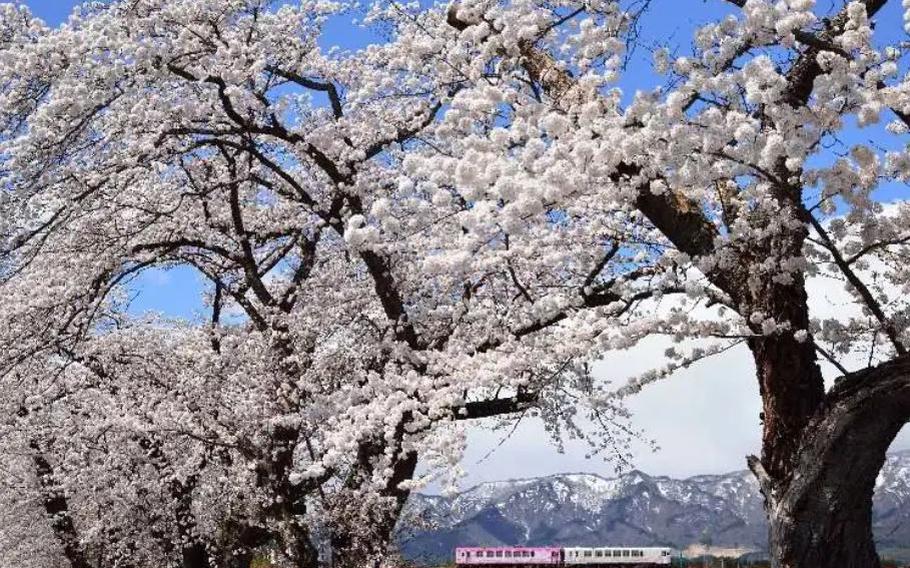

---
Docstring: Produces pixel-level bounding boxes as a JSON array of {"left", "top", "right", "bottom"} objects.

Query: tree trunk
[
  {"left": 181, "top": 541, "right": 210, "bottom": 568},
  {"left": 218, "top": 523, "right": 272, "bottom": 568},
  {"left": 766, "top": 494, "right": 878, "bottom": 568},
  {"left": 30, "top": 441, "right": 92, "bottom": 568},
  {"left": 762, "top": 453, "right": 881, "bottom": 568},
  {"left": 749, "top": 356, "right": 910, "bottom": 568},
  {"left": 331, "top": 446, "right": 418, "bottom": 568}
]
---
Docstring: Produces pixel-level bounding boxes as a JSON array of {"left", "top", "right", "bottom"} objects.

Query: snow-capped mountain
[{"left": 398, "top": 451, "right": 910, "bottom": 564}]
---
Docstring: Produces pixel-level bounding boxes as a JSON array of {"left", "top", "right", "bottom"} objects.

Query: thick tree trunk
[
  {"left": 30, "top": 441, "right": 92, "bottom": 568},
  {"left": 137, "top": 436, "right": 213, "bottom": 568},
  {"left": 750, "top": 356, "right": 910, "bottom": 568},
  {"left": 761, "top": 451, "right": 881, "bottom": 568},
  {"left": 331, "top": 446, "right": 418, "bottom": 568},
  {"left": 218, "top": 523, "right": 273, "bottom": 568},
  {"left": 766, "top": 491, "right": 878, "bottom": 568}
]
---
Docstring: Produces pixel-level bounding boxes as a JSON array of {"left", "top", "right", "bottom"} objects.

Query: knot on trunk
[{"left": 446, "top": 1, "right": 475, "bottom": 31}]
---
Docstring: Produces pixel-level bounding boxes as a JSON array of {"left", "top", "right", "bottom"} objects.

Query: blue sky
[
  {"left": 20, "top": 1, "right": 67, "bottom": 23},
  {"left": 21, "top": 0, "right": 910, "bottom": 483}
]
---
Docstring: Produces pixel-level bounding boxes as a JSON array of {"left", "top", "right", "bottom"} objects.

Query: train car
[
  {"left": 455, "top": 547, "right": 563, "bottom": 566},
  {"left": 563, "top": 547, "right": 672, "bottom": 566},
  {"left": 454, "top": 546, "right": 672, "bottom": 567}
]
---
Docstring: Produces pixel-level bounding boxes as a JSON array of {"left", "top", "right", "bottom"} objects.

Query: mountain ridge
[{"left": 398, "top": 451, "right": 910, "bottom": 564}]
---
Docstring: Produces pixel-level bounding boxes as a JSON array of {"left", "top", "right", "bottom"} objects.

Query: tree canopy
[{"left": 0, "top": 0, "right": 909, "bottom": 567}]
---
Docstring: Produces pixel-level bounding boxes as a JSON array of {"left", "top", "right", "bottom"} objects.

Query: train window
[
  {"left": 531, "top": 551, "right": 536, "bottom": 557},
  {"left": 595, "top": 551, "right": 603, "bottom": 558},
  {"left": 552, "top": 551, "right": 559, "bottom": 557},
  {"left": 505, "top": 551, "right": 511, "bottom": 558},
  {"left": 487, "top": 551, "right": 494, "bottom": 558},
  {"left": 622, "top": 550, "right": 630, "bottom": 557},
  {"left": 495, "top": 551, "right": 503, "bottom": 558}
]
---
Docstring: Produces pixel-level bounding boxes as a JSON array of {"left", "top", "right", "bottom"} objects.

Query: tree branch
[
  {"left": 807, "top": 213, "right": 906, "bottom": 356},
  {"left": 266, "top": 65, "right": 344, "bottom": 119},
  {"left": 457, "top": 390, "right": 537, "bottom": 420}
]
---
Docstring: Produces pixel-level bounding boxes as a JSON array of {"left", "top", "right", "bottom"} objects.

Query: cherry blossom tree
[
  {"left": 0, "top": 1, "right": 647, "bottom": 567},
  {"left": 440, "top": 0, "right": 910, "bottom": 566},
  {"left": 3, "top": 0, "right": 910, "bottom": 566}
]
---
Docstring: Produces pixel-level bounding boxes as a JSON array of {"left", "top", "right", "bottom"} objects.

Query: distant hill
[{"left": 398, "top": 451, "right": 910, "bottom": 565}]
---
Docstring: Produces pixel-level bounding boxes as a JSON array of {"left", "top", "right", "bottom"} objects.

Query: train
[{"left": 455, "top": 546, "right": 673, "bottom": 567}]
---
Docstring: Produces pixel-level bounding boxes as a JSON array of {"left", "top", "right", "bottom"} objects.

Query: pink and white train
[{"left": 455, "top": 546, "right": 673, "bottom": 567}]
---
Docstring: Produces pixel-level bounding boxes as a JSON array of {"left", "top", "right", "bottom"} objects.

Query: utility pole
[{"left": 699, "top": 528, "right": 712, "bottom": 568}]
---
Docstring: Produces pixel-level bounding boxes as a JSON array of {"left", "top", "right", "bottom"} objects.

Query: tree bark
[
  {"left": 330, "top": 442, "right": 418, "bottom": 568},
  {"left": 750, "top": 356, "right": 910, "bottom": 568},
  {"left": 217, "top": 522, "right": 273, "bottom": 568},
  {"left": 30, "top": 442, "right": 92, "bottom": 568},
  {"left": 137, "top": 436, "right": 213, "bottom": 568}
]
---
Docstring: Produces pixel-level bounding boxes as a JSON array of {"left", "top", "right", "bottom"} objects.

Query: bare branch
[{"left": 807, "top": 213, "right": 906, "bottom": 356}]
